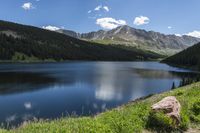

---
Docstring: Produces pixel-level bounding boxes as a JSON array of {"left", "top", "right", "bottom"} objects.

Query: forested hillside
[
  {"left": 163, "top": 42, "right": 200, "bottom": 70},
  {"left": 0, "top": 20, "right": 162, "bottom": 61}
]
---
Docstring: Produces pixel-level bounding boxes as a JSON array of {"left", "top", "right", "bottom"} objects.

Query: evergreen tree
[
  {"left": 171, "top": 82, "right": 176, "bottom": 90},
  {"left": 0, "top": 20, "right": 162, "bottom": 61}
]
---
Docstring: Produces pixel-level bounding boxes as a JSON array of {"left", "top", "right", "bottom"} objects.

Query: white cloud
[
  {"left": 95, "top": 5, "right": 102, "bottom": 11},
  {"left": 22, "top": 2, "right": 34, "bottom": 10},
  {"left": 42, "top": 25, "right": 61, "bottom": 31},
  {"left": 103, "top": 6, "right": 109, "bottom": 12},
  {"left": 96, "top": 17, "right": 126, "bottom": 30},
  {"left": 175, "top": 34, "right": 182, "bottom": 37},
  {"left": 185, "top": 31, "right": 200, "bottom": 38},
  {"left": 88, "top": 10, "right": 92, "bottom": 13},
  {"left": 168, "top": 26, "right": 172, "bottom": 29},
  {"left": 175, "top": 31, "right": 200, "bottom": 38},
  {"left": 134, "top": 16, "right": 150, "bottom": 26},
  {"left": 94, "top": 5, "right": 109, "bottom": 12}
]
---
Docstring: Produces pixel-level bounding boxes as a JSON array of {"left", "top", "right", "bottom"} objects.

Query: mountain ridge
[{"left": 58, "top": 25, "right": 200, "bottom": 55}]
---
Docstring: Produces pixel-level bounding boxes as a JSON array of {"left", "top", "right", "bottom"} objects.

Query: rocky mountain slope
[{"left": 58, "top": 25, "right": 200, "bottom": 55}]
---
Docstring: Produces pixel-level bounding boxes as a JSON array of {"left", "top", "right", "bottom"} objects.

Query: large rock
[{"left": 151, "top": 96, "right": 181, "bottom": 123}]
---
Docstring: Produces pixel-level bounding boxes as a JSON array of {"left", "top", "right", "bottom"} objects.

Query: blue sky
[{"left": 0, "top": 0, "right": 200, "bottom": 37}]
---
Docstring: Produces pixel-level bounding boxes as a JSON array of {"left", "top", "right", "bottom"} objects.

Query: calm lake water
[{"left": 0, "top": 61, "right": 199, "bottom": 127}]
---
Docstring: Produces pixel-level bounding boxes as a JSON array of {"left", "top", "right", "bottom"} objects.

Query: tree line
[
  {"left": 0, "top": 20, "right": 162, "bottom": 61},
  {"left": 163, "top": 42, "right": 200, "bottom": 70}
]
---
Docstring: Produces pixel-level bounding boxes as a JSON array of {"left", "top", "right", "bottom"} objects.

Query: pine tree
[{"left": 171, "top": 82, "right": 176, "bottom": 90}]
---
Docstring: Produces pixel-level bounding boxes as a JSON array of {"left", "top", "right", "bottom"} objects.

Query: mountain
[
  {"left": 58, "top": 25, "right": 200, "bottom": 55},
  {"left": 0, "top": 20, "right": 162, "bottom": 62},
  {"left": 163, "top": 42, "right": 200, "bottom": 70},
  {"left": 57, "top": 29, "right": 81, "bottom": 38}
]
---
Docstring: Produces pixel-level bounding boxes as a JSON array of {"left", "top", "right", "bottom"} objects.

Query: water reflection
[
  {"left": 0, "top": 72, "right": 57, "bottom": 95},
  {"left": 94, "top": 63, "right": 123, "bottom": 101},
  {"left": 0, "top": 62, "right": 199, "bottom": 128},
  {"left": 133, "top": 68, "right": 199, "bottom": 79}
]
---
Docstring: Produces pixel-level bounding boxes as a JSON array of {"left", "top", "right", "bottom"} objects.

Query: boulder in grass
[{"left": 151, "top": 96, "right": 181, "bottom": 124}]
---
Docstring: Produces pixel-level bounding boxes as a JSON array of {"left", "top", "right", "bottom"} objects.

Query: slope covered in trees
[
  {"left": 163, "top": 42, "right": 200, "bottom": 70},
  {"left": 0, "top": 20, "right": 162, "bottom": 61}
]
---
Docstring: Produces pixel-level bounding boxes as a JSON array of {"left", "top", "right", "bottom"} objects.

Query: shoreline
[
  {"left": 0, "top": 58, "right": 163, "bottom": 64},
  {"left": 1, "top": 82, "right": 199, "bottom": 132},
  {"left": 161, "top": 61, "right": 199, "bottom": 72}
]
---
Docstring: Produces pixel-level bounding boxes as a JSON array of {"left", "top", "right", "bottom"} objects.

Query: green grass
[
  {"left": 89, "top": 39, "right": 178, "bottom": 57},
  {"left": 1, "top": 82, "right": 200, "bottom": 133}
]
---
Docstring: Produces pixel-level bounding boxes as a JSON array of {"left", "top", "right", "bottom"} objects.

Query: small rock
[{"left": 151, "top": 96, "right": 181, "bottom": 123}]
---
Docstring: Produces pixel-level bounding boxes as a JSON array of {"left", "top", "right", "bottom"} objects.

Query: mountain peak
[
  {"left": 54, "top": 24, "right": 200, "bottom": 56},
  {"left": 117, "top": 25, "right": 132, "bottom": 29},
  {"left": 115, "top": 25, "right": 135, "bottom": 31}
]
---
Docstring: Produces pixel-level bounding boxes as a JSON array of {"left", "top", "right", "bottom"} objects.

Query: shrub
[
  {"left": 174, "top": 91, "right": 184, "bottom": 96},
  {"left": 146, "top": 111, "right": 175, "bottom": 132},
  {"left": 192, "top": 100, "right": 200, "bottom": 115},
  {"left": 190, "top": 100, "right": 200, "bottom": 123},
  {"left": 147, "top": 110, "right": 190, "bottom": 132},
  {"left": 190, "top": 114, "right": 200, "bottom": 123},
  {"left": 179, "top": 111, "right": 189, "bottom": 131}
]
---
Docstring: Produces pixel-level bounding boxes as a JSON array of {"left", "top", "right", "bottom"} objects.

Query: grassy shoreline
[{"left": 1, "top": 82, "right": 200, "bottom": 133}]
